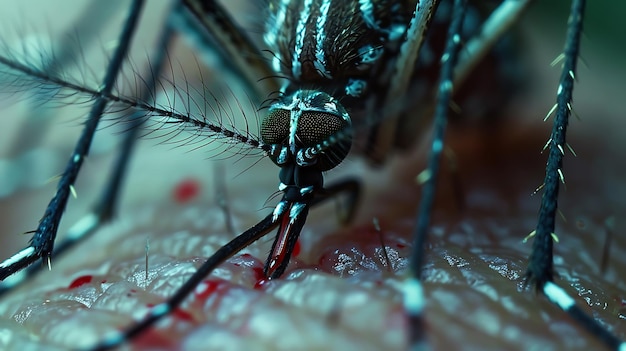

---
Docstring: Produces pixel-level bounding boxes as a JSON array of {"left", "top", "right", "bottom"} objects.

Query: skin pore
[{"left": 0, "top": 1, "right": 625, "bottom": 350}]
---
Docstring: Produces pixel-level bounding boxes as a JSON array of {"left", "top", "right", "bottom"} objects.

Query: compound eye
[
  {"left": 298, "top": 111, "right": 351, "bottom": 171},
  {"left": 260, "top": 108, "right": 351, "bottom": 171},
  {"left": 260, "top": 109, "right": 349, "bottom": 146},
  {"left": 260, "top": 90, "right": 353, "bottom": 171},
  {"left": 260, "top": 109, "right": 290, "bottom": 145},
  {"left": 298, "top": 111, "right": 347, "bottom": 147}
]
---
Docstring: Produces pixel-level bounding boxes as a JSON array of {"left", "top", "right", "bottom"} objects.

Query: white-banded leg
[
  {"left": 0, "top": 1, "right": 176, "bottom": 297},
  {"left": 368, "top": 0, "right": 439, "bottom": 163},
  {"left": 371, "top": 0, "right": 532, "bottom": 163},
  {"left": 0, "top": 0, "right": 146, "bottom": 282},
  {"left": 404, "top": 0, "right": 468, "bottom": 349},
  {"left": 525, "top": 0, "right": 625, "bottom": 349}
]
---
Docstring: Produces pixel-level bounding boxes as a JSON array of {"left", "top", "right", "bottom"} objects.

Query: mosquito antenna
[{"left": 1, "top": 52, "right": 270, "bottom": 150}]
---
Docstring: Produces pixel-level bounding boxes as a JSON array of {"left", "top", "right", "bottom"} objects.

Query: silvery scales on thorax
[{"left": 0, "top": 0, "right": 623, "bottom": 350}]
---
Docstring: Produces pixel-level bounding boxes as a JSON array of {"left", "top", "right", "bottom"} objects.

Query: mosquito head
[{"left": 261, "top": 90, "right": 352, "bottom": 172}]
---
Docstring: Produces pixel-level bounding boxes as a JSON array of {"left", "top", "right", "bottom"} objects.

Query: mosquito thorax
[{"left": 261, "top": 90, "right": 352, "bottom": 172}]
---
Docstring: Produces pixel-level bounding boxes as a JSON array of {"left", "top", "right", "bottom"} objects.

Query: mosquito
[{"left": 0, "top": 0, "right": 623, "bottom": 350}]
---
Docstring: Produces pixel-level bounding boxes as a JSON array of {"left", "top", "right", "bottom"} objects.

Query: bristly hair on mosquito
[
  {"left": 0, "top": 42, "right": 362, "bottom": 172},
  {"left": 0, "top": 9, "right": 363, "bottom": 176},
  {"left": 0, "top": 30, "right": 273, "bottom": 162}
]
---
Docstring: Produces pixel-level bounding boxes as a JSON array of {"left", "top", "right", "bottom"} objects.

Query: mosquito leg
[
  {"left": 176, "top": 0, "right": 279, "bottom": 101},
  {"left": 367, "top": 0, "right": 439, "bottom": 163},
  {"left": 453, "top": 0, "right": 532, "bottom": 88},
  {"left": 404, "top": 0, "right": 467, "bottom": 349},
  {"left": 524, "top": 0, "right": 581, "bottom": 300},
  {"left": 0, "top": 4, "right": 178, "bottom": 297},
  {"left": 316, "top": 179, "right": 361, "bottom": 225},
  {"left": 372, "top": 0, "right": 531, "bottom": 164},
  {"left": 85, "top": 213, "right": 280, "bottom": 351},
  {"left": 0, "top": 0, "right": 145, "bottom": 280},
  {"left": 88, "top": 26, "right": 174, "bottom": 229},
  {"left": 81, "top": 174, "right": 357, "bottom": 350},
  {"left": 525, "top": 0, "right": 624, "bottom": 349}
]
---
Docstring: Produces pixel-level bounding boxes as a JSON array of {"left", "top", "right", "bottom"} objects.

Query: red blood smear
[
  {"left": 131, "top": 308, "right": 195, "bottom": 349},
  {"left": 145, "top": 303, "right": 197, "bottom": 322},
  {"left": 172, "top": 178, "right": 201, "bottom": 204},
  {"left": 252, "top": 265, "right": 268, "bottom": 290},
  {"left": 292, "top": 240, "right": 301, "bottom": 257},
  {"left": 194, "top": 279, "right": 224, "bottom": 302},
  {"left": 67, "top": 275, "right": 93, "bottom": 289},
  {"left": 254, "top": 278, "right": 269, "bottom": 290},
  {"left": 252, "top": 266, "right": 265, "bottom": 281},
  {"left": 132, "top": 328, "right": 176, "bottom": 350},
  {"left": 172, "top": 308, "right": 195, "bottom": 323}
]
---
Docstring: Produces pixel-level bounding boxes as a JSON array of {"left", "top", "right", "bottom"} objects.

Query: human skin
[{"left": 0, "top": 1, "right": 625, "bottom": 350}]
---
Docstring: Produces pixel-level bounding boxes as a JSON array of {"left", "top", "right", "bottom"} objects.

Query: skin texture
[{"left": 0, "top": 1, "right": 625, "bottom": 350}]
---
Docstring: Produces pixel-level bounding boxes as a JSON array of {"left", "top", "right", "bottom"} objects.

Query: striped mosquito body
[
  {"left": 255, "top": 0, "right": 512, "bottom": 278},
  {"left": 264, "top": 0, "right": 421, "bottom": 162},
  {"left": 265, "top": 0, "right": 409, "bottom": 103},
  {"left": 263, "top": 0, "right": 515, "bottom": 162},
  {"left": 255, "top": 0, "right": 417, "bottom": 277}
]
